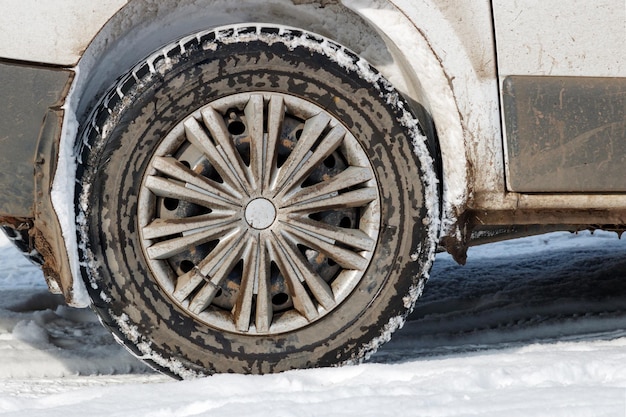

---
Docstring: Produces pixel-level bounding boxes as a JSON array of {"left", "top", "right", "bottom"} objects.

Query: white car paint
[
  {"left": 492, "top": 0, "right": 626, "bottom": 78},
  {"left": 0, "top": 0, "right": 127, "bottom": 66}
]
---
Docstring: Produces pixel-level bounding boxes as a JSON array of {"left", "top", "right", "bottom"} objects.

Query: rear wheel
[{"left": 76, "top": 25, "right": 438, "bottom": 377}]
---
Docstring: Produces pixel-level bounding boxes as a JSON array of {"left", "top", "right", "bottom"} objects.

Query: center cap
[{"left": 244, "top": 198, "right": 277, "bottom": 230}]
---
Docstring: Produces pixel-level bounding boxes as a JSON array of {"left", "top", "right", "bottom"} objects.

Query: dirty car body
[{"left": 0, "top": 0, "right": 624, "bottom": 377}]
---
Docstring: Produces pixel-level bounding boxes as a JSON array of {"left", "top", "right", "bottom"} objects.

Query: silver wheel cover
[{"left": 138, "top": 92, "right": 380, "bottom": 335}]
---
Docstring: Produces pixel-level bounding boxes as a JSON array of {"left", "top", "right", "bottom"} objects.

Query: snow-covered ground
[{"left": 1, "top": 231, "right": 626, "bottom": 416}]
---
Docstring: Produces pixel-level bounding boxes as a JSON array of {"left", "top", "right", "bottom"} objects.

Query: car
[{"left": 0, "top": 0, "right": 624, "bottom": 378}]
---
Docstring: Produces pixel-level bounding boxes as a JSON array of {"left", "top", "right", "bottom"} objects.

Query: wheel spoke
[
  {"left": 275, "top": 231, "right": 335, "bottom": 310},
  {"left": 172, "top": 267, "right": 206, "bottom": 304},
  {"left": 282, "top": 225, "right": 369, "bottom": 271},
  {"left": 275, "top": 125, "right": 345, "bottom": 201},
  {"left": 188, "top": 234, "right": 248, "bottom": 315},
  {"left": 144, "top": 175, "right": 239, "bottom": 211},
  {"left": 245, "top": 95, "right": 264, "bottom": 191},
  {"left": 183, "top": 117, "right": 245, "bottom": 194},
  {"left": 201, "top": 107, "right": 252, "bottom": 194},
  {"left": 152, "top": 156, "right": 242, "bottom": 203},
  {"left": 263, "top": 95, "right": 285, "bottom": 192},
  {"left": 143, "top": 214, "right": 236, "bottom": 240},
  {"left": 273, "top": 112, "right": 331, "bottom": 195},
  {"left": 255, "top": 237, "right": 273, "bottom": 333},
  {"left": 286, "top": 216, "right": 375, "bottom": 252},
  {"left": 284, "top": 187, "right": 377, "bottom": 214},
  {"left": 281, "top": 166, "right": 373, "bottom": 207},
  {"left": 146, "top": 221, "right": 240, "bottom": 260},
  {"left": 173, "top": 232, "right": 241, "bottom": 301},
  {"left": 268, "top": 235, "right": 318, "bottom": 321},
  {"left": 232, "top": 238, "right": 258, "bottom": 332}
]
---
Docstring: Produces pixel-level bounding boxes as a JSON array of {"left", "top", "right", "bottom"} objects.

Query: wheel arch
[{"left": 71, "top": 1, "right": 416, "bottom": 124}]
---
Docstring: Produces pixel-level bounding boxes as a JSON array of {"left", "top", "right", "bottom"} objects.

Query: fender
[{"left": 328, "top": 0, "right": 503, "bottom": 257}]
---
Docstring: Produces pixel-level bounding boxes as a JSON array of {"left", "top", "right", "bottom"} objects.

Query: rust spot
[
  {"left": 0, "top": 216, "right": 31, "bottom": 230},
  {"left": 438, "top": 211, "right": 475, "bottom": 266},
  {"left": 31, "top": 227, "right": 63, "bottom": 293},
  {"left": 440, "top": 235, "right": 468, "bottom": 265}
]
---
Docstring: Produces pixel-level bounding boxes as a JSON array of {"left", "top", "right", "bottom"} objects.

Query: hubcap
[
  {"left": 138, "top": 92, "right": 380, "bottom": 334},
  {"left": 245, "top": 198, "right": 276, "bottom": 230}
]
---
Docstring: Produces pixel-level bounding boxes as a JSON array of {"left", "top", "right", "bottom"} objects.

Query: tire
[{"left": 76, "top": 24, "right": 438, "bottom": 378}]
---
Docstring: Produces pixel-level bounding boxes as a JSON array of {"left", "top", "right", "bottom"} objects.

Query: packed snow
[{"left": 1, "top": 230, "right": 625, "bottom": 416}]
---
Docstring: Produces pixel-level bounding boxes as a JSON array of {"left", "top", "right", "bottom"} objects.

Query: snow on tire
[{"left": 76, "top": 24, "right": 439, "bottom": 378}]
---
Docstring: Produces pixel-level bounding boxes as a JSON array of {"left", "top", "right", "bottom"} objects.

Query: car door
[{"left": 492, "top": 0, "right": 626, "bottom": 192}]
